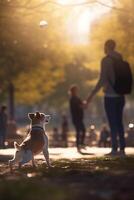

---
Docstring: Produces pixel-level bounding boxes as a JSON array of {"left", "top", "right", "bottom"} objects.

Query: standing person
[
  {"left": 86, "top": 39, "right": 132, "bottom": 156},
  {"left": 0, "top": 105, "right": 8, "bottom": 149},
  {"left": 69, "top": 85, "right": 86, "bottom": 152},
  {"left": 52, "top": 127, "right": 60, "bottom": 147},
  {"left": 98, "top": 124, "right": 110, "bottom": 147},
  {"left": 61, "top": 115, "right": 69, "bottom": 147},
  {"left": 126, "top": 123, "right": 134, "bottom": 146},
  {"left": 88, "top": 125, "right": 97, "bottom": 146}
]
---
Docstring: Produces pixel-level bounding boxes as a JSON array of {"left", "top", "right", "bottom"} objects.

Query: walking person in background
[
  {"left": 88, "top": 125, "right": 97, "bottom": 146},
  {"left": 52, "top": 127, "right": 60, "bottom": 147},
  {"left": 69, "top": 85, "right": 86, "bottom": 152},
  {"left": 98, "top": 124, "right": 110, "bottom": 147},
  {"left": 0, "top": 105, "right": 8, "bottom": 149},
  {"left": 86, "top": 39, "right": 133, "bottom": 157},
  {"left": 61, "top": 114, "right": 69, "bottom": 147}
]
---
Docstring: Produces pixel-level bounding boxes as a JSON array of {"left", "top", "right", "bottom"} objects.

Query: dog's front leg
[
  {"left": 43, "top": 148, "right": 51, "bottom": 167},
  {"left": 43, "top": 135, "right": 51, "bottom": 168},
  {"left": 32, "top": 155, "right": 36, "bottom": 168}
]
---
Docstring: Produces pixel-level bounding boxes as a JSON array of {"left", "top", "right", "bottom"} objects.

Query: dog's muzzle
[{"left": 45, "top": 115, "right": 51, "bottom": 123}]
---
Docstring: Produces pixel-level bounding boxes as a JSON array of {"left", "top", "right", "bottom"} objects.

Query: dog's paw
[{"left": 47, "top": 164, "right": 53, "bottom": 169}]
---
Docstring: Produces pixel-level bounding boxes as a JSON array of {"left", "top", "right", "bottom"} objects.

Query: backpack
[{"left": 109, "top": 56, "right": 133, "bottom": 95}]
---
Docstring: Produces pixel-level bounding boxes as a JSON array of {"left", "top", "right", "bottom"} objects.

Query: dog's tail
[{"left": 14, "top": 142, "right": 21, "bottom": 150}]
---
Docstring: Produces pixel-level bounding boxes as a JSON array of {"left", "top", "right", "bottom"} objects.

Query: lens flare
[{"left": 39, "top": 20, "right": 48, "bottom": 28}]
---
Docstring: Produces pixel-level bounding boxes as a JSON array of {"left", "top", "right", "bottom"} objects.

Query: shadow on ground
[{"left": 0, "top": 156, "right": 134, "bottom": 200}]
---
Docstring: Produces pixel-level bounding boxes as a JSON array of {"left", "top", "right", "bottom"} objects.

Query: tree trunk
[{"left": 8, "top": 82, "right": 15, "bottom": 120}]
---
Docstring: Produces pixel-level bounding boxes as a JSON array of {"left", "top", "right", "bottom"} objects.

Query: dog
[{"left": 9, "top": 112, "right": 51, "bottom": 172}]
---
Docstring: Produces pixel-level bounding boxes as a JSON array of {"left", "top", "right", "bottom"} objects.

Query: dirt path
[
  {"left": 1, "top": 147, "right": 134, "bottom": 161},
  {"left": 0, "top": 148, "right": 134, "bottom": 200}
]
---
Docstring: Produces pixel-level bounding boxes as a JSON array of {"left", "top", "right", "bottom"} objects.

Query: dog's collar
[{"left": 31, "top": 124, "right": 44, "bottom": 131}]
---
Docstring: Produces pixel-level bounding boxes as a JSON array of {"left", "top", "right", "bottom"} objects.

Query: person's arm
[
  {"left": 87, "top": 77, "right": 103, "bottom": 103},
  {"left": 86, "top": 58, "right": 107, "bottom": 104}
]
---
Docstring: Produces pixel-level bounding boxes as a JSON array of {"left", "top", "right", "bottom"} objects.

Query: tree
[
  {"left": 47, "top": 46, "right": 98, "bottom": 108},
  {"left": 0, "top": 0, "right": 71, "bottom": 112},
  {"left": 2, "top": 0, "right": 129, "bottom": 115},
  {"left": 88, "top": 0, "right": 134, "bottom": 97}
]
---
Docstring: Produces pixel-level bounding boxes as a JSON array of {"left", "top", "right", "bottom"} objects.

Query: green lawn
[{"left": 0, "top": 156, "right": 134, "bottom": 200}]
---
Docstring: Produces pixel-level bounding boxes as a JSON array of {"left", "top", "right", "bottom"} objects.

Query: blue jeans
[{"left": 104, "top": 96, "right": 125, "bottom": 151}]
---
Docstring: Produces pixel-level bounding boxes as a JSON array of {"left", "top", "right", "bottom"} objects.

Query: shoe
[
  {"left": 80, "top": 144, "right": 87, "bottom": 150},
  {"left": 77, "top": 146, "right": 82, "bottom": 153},
  {"left": 118, "top": 150, "right": 126, "bottom": 158},
  {"left": 105, "top": 150, "right": 118, "bottom": 157}
]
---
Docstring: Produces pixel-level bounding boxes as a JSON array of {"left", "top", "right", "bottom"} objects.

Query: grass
[{"left": 0, "top": 156, "right": 134, "bottom": 200}]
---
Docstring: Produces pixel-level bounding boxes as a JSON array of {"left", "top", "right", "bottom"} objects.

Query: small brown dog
[{"left": 9, "top": 112, "right": 51, "bottom": 172}]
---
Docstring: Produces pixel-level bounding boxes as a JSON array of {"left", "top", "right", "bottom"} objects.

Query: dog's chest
[
  {"left": 31, "top": 130, "right": 45, "bottom": 141},
  {"left": 22, "top": 130, "right": 45, "bottom": 153}
]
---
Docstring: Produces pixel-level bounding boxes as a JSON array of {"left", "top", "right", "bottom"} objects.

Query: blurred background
[{"left": 0, "top": 0, "right": 134, "bottom": 147}]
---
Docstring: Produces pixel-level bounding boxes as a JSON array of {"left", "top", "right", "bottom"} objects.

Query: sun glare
[
  {"left": 61, "top": 0, "right": 113, "bottom": 44},
  {"left": 58, "top": 0, "right": 69, "bottom": 5}
]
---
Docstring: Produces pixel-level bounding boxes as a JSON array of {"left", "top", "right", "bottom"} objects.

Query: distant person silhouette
[
  {"left": 53, "top": 127, "right": 60, "bottom": 147},
  {"left": 69, "top": 85, "right": 86, "bottom": 152},
  {"left": 86, "top": 39, "right": 129, "bottom": 156},
  {"left": 126, "top": 123, "right": 134, "bottom": 146},
  {"left": 88, "top": 125, "right": 97, "bottom": 146},
  {"left": 61, "top": 115, "right": 69, "bottom": 147},
  {"left": 0, "top": 105, "right": 8, "bottom": 149},
  {"left": 98, "top": 124, "right": 110, "bottom": 147}
]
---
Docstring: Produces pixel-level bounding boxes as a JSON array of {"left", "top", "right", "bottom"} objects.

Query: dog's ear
[
  {"left": 36, "top": 111, "right": 41, "bottom": 119},
  {"left": 40, "top": 113, "right": 45, "bottom": 118},
  {"left": 28, "top": 113, "right": 35, "bottom": 120}
]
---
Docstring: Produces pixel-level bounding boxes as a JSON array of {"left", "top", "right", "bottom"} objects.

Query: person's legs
[
  {"left": 2, "top": 132, "right": 6, "bottom": 148},
  {"left": 104, "top": 97, "right": 118, "bottom": 152},
  {"left": 63, "top": 133, "right": 68, "bottom": 147},
  {"left": 0, "top": 135, "right": 3, "bottom": 148},
  {"left": 80, "top": 121, "right": 86, "bottom": 146},
  {"left": 104, "top": 140, "right": 107, "bottom": 148},
  {"left": 0, "top": 132, "right": 5, "bottom": 148},
  {"left": 74, "top": 123, "right": 81, "bottom": 148},
  {"left": 116, "top": 97, "right": 126, "bottom": 151}
]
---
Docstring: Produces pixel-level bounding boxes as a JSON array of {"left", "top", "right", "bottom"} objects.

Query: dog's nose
[{"left": 45, "top": 115, "right": 51, "bottom": 123}]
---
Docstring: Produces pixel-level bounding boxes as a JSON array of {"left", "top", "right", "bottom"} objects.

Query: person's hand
[
  {"left": 83, "top": 100, "right": 88, "bottom": 109},
  {"left": 86, "top": 95, "right": 92, "bottom": 105}
]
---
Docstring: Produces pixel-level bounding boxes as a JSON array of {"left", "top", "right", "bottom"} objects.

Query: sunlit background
[
  {"left": 0, "top": 0, "right": 134, "bottom": 130},
  {"left": 63, "top": 0, "right": 112, "bottom": 44},
  {"left": 0, "top": 2, "right": 134, "bottom": 199}
]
